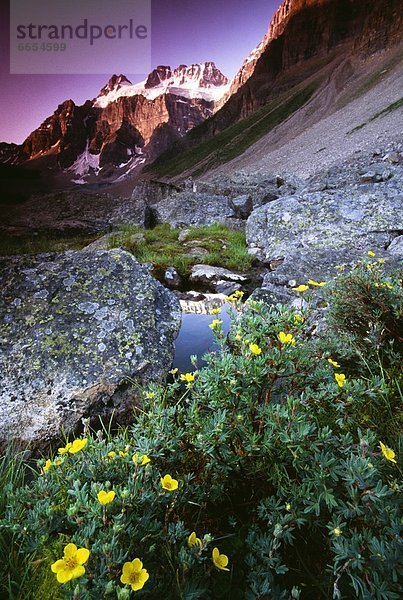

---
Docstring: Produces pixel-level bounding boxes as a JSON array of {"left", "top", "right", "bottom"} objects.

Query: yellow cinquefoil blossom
[
  {"left": 188, "top": 532, "right": 202, "bottom": 548},
  {"left": 333, "top": 527, "right": 342, "bottom": 536},
  {"left": 335, "top": 373, "right": 346, "bottom": 388},
  {"left": 212, "top": 547, "right": 230, "bottom": 571},
  {"left": 209, "top": 319, "right": 223, "bottom": 330},
  {"left": 58, "top": 442, "right": 72, "bottom": 454},
  {"left": 43, "top": 459, "right": 52, "bottom": 473},
  {"left": 367, "top": 251, "right": 376, "bottom": 257},
  {"left": 68, "top": 438, "right": 88, "bottom": 454},
  {"left": 379, "top": 441, "right": 397, "bottom": 464},
  {"left": 161, "top": 474, "right": 179, "bottom": 491},
  {"left": 308, "top": 279, "right": 326, "bottom": 287},
  {"left": 51, "top": 543, "right": 90, "bottom": 584},
  {"left": 292, "top": 284, "right": 309, "bottom": 293},
  {"left": 170, "top": 367, "right": 178, "bottom": 375},
  {"left": 278, "top": 332, "right": 296, "bottom": 346},
  {"left": 294, "top": 313, "right": 304, "bottom": 323},
  {"left": 249, "top": 343, "right": 262, "bottom": 355},
  {"left": 132, "top": 453, "right": 151, "bottom": 465},
  {"left": 97, "top": 490, "right": 116, "bottom": 505},
  {"left": 210, "top": 307, "right": 221, "bottom": 315},
  {"left": 120, "top": 558, "right": 149, "bottom": 591},
  {"left": 327, "top": 358, "right": 340, "bottom": 368},
  {"left": 180, "top": 372, "right": 195, "bottom": 383}
]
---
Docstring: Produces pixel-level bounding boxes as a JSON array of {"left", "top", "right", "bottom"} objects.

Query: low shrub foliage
[{"left": 1, "top": 257, "right": 402, "bottom": 599}]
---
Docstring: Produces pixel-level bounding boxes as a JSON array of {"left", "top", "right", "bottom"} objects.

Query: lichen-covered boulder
[
  {"left": 0, "top": 249, "right": 181, "bottom": 451},
  {"left": 246, "top": 180, "right": 403, "bottom": 301},
  {"left": 153, "top": 191, "right": 237, "bottom": 228}
]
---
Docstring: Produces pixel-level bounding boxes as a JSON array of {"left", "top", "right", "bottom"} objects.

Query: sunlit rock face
[{"left": 0, "top": 62, "right": 229, "bottom": 174}]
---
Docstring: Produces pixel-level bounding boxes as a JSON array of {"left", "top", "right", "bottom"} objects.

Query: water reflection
[{"left": 173, "top": 294, "right": 233, "bottom": 372}]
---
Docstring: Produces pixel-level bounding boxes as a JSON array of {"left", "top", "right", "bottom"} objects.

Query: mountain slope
[{"left": 146, "top": 0, "right": 403, "bottom": 179}]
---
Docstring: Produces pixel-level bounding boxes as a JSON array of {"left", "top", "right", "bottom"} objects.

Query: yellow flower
[
  {"left": 107, "top": 451, "right": 116, "bottom": 460},
  {"left": 285, "top": 503, "right": 291, "bottom": 511},
  {"left": 169, "top": 367, "right": 178, "bottom": 375},
  {"left": 335, "top": 373, "right": 346, "bottom": 388},
  {"left": 210, "top": 307, "right": 221, "bottom": 315},
  {"left": 294, "top": 313, "right": 304, "bottom": 324},
  {"left": 249, "top": 343, "right": 262, "bottom": 355},
  {"left": 58, "top": 442, "right": 72, "bottom": 454},
  {"left": 234, "top": 333, "right": 242, "bottom": 342},
  {"left": 209, "top": 319, "right": 223, "bottom": 330},
  {"left": 68, "top": 438, "right": 88, "bottom": 454},
  {"left": 367, "top": 251, "right": 376, "bottom": 257},
  {"left": 180, "top": 372, "right": 195, "bottom": 383},
  {"left": 379, "top": 441, "right": 397, "bottom": 464},
  {"left": 132, "top": 453, "right": 151, "bottom": 465},
  {"left": 278, "top": 331, "right": 296, "bottom": 346},
  {"left": 97, "top": 490, "right": 116, "bottom": 505},
  {"left": 54, "top": 457, "right": 64, "bottom": 466},
  {"left": 43, "top": 459, "right": 52, "bottom": 473},
  {"left": 119, "top": 451, "right": 129, "bottom": 458},
  {"left": 161, "top": 474, "right": 179, "bottom": 491},
  {"left": 292, "top": 284, "right": 309, "bottom": 293},
  {"left": 145, "top": 391, "right": 155, "bottom": 400},
  {"left": 308, "top": 279, "right": 326, "bottom": 287},
  {"left": 212, "top": 547, "right": 230, "bottom": 571},
  {"left": 51, "top": 543, "right": 90, "bottom": 584},
  {"left": 327, "top": 358, "right": 340, "bottom": 368},
  {"left": 120, "top": 558, "right": 149, "bottom": 592},
  {"left": 188, "top": 532, "right": 202, "bottom": 548},
  {"left": 333, "top": 527, "right": 342, "bottom": 536}
]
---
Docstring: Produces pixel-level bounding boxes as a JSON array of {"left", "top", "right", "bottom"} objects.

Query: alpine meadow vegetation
[{"left": 0, "top": 256, "right": 402, "bottom": 599}]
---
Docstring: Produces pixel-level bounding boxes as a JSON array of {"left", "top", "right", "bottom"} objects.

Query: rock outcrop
[
  {"left": 0, "top": 249, "right": 181, "bottom": 451},
  {"left": 246, "top": 145, "right": 403, "bottom": 302}
]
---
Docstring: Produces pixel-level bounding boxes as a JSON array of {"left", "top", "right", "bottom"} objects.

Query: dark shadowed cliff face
[{"left": 186, "top": 0, "right": 403, "bottom": 140}]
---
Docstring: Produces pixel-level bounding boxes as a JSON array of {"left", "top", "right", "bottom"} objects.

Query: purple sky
[{"left": 1, "top": 0, "right": 279, "bottom": 143}]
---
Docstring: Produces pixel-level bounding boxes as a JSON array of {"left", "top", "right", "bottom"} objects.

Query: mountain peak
[
  {"left": 98, "top": 74, "right": 132, "bottom": 98},
  {"left": 94, "top": 62, "right": 229, "bottom": 108}
]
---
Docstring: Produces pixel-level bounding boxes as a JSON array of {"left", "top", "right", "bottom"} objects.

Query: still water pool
[{"left": 173, "top": 296, "right": 233, "bottom": 373}]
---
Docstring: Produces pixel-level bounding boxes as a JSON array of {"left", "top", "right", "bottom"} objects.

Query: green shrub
[{"left": 1, "top": 258, "right": 402, "bottom": 599}]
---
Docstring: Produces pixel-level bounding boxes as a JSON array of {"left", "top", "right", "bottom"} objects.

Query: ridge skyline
[{"left": 0, "top": 0, "right": 279, "bottom": 143}]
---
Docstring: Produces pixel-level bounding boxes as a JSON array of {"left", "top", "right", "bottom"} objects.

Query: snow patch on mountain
[
  {"left": 68, "top": 142, "right": 100, "bottom": 177},
  {"left": 94, "top": 62, "right": 229, "bottom": 108}
]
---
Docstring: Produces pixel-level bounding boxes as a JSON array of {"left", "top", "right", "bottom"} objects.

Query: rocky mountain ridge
[
  {"left": 0, "top": 61, "right": 228, "bottom": 183},
  {"left": 151, "top": 0, "right": 402, "bottom": 178}
]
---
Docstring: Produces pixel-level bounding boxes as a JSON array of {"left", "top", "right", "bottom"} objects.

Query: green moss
[{"left": 107, "top": 223, "right": 253, "bottom": 278}]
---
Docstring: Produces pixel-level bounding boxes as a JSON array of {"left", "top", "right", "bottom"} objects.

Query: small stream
[{"left": 173, "top": 294, "right": 233, "bottom": 372}]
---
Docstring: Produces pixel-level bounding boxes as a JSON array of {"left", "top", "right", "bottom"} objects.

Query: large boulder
[
  {"left": 152, "top": 191, "right": 239, "bottom": 228},
  {"left": 246, "top": 175, "right": 403, "bottom": 301},
  {"left": 0, "top": 249, "right": 181, "bottom": 451}
]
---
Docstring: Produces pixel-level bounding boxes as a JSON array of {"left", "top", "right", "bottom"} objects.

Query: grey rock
[
  {"left": 178, "top": 229, "right": 191, "bottom": 243},
  {"left": 0, "top": 249, "right": 181, "bottom": 451},
  {"left": 383, "top": 152, "right": 401, "bottom": 164},
  {"left": 153, "top": 191, "right": 235, "bottom": 228},
  {"left": 215, "top": 281, "right": 242, "bottom": 295},
  {"left": 388, "top": 235, "right": 403, "bottom": 258},
  {"left": 229, "top": 195, "right": 253, "bottom": 219},
  {"left": 189, "top": 264, "right": 248, "bottom": 292},
  {"left": 164, "top": 267, "right": 182, "bottom": 288},
  {"left": 246, "top": 190, "right": 403, "bottom": 263}
]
